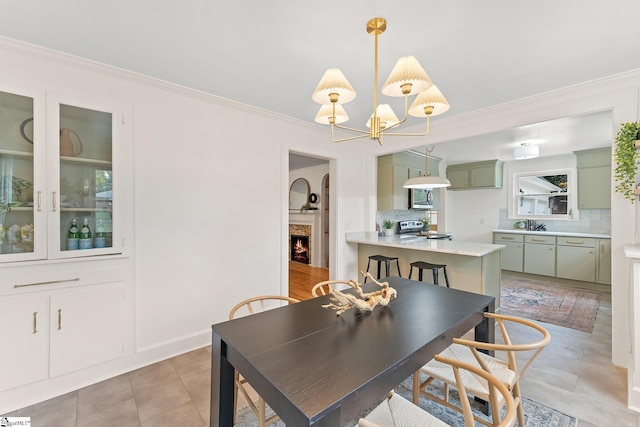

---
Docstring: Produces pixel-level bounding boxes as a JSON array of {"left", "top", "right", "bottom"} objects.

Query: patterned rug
[
  {"left": 234, "top": 375, "right": 578, "bottom": 426},
  {"left": 500, "top": 277, "right": 601, "bottom": 333}
]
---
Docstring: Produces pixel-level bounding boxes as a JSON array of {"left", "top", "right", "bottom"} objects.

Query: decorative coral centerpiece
[{"left": 321, "top": 272, "right": 397, "bottom": 316}]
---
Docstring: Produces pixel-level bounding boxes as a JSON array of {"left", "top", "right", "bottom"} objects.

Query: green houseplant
[
  {"left": 382, "top": 219, "right": 395, "bottom": 235},
  {"left": 614, "top": 121, "right": 640, "bottom": 202}
]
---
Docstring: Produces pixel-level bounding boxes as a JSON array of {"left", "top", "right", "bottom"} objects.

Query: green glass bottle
[
  {"left": 67, "top": 218, "right": 79, "bottom": 250},
  {"left": 79, "top": 217, "right": 92, "bottom": 249}
]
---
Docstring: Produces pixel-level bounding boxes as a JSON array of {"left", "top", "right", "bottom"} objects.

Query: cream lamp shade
[
  {"left": 365, "top": 104, "right": 400, "bottom": 129},
  {"left": 382, "top": 56, "right": 433, "bottom": 96},
  {"left": 312, "top": 68, "right": 357, "bottom": 105},
  {"left": 315, "top": 104, "right": 349, "bottom": 124},
  {"left": 408, "top": 85, "right": 451, "bottom": 117}
]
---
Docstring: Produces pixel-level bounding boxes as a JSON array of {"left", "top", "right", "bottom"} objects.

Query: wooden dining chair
[
  {"left": 360, "top": 354, "right": 517, "bottom": 427},
  {"left": 413, "top": 312, "right": 551, "bottom": 427},
  {"left": 310, "top": 280, "right": 351, "bottom": 297},
  {"left": 228, "top": 295, "right": 300, "bottom": 427}
]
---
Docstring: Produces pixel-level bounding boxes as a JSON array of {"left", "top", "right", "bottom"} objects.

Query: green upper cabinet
[
  {"left": 377, "top": 152, "right": 441, "bottom": 211},
  {"left": 574, "top": 147, "right": 611, "bottom": 209},
  {"left": 446, "top": 160, "right": 504, "bottom": 190}
]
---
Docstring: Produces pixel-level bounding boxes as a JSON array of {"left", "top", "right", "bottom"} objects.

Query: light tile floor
[{"left": 3, "top": 289, "right": 639, "bottom": 426}]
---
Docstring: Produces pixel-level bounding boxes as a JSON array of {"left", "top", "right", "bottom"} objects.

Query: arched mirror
[{"left": 289, "top": 178, "right": 310, "bottom": 209}]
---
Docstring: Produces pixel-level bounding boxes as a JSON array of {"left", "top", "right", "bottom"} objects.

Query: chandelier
[{"left": 312, "top": 17, "right": 450, "bottom": 145}]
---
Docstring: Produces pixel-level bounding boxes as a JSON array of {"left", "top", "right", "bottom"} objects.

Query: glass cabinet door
[
  {"left": 49, "top": 95, "right": 121, "bottom": 259},
  {"left": 0, "top": 89, "right": 44, "bottom": 260},
  {"left": 0, "top": 88, "right": 123, "bottom": 262}
]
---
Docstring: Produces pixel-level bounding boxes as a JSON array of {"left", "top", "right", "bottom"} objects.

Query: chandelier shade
[
  {"left": 315, "top": 104, "right": 349, "bottom": 124},
  {"left": 365, "top": 104, "right": 399, "bottom": 129},
  {"left": 312, "top": 68, "right": 356, "bottom": 105},
  {"left": 381, "top": 56, "right": 433, "bottom": 97},
  {"left": 408, "top": 85, "right": 451, "bottom": 118},
  {"left": 311, "top": 17, "right": 449, "bottom": 145}
]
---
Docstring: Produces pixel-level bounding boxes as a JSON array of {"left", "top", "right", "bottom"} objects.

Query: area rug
[
  {"left": 234, "top": 376, "right": 578, "bottom": 426},
  {"left": 501, "top": 276, "right": 601, "bottom": 333}
]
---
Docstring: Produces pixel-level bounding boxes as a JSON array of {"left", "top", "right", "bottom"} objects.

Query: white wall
[{"left": 0, "top": 37, "right": 370, "bottom": 400}]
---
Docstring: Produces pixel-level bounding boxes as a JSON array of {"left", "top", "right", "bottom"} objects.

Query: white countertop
[
  {"left": 493, "top": 229, "right": 611, "bottom": 239},
  {"left": 345, "top": 232, "right": 505, "bottom": 257}
]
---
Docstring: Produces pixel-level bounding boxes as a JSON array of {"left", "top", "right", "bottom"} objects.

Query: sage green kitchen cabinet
[
  {"left": 556, "top": 237, "right": 596, "bottom": 282},
  {"left": 377, "top": 152, "right": 441, "bottom": 210},
  {"left": 574, "top": 147, "right": 611, "bottom": 209},
  {"left": 524, "top": 235, "right": 556, "bottom": 276},
  {"left": 597, "top": 239, "right": 612, "bottom": 284},
  {"left": 446, "top": 160, "right": 504, "bottom": 190},
  {"left": 493, "top": 233, "right": 524, "bottom": 272}
]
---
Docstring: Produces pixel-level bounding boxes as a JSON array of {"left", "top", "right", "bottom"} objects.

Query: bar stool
[
  {"left": 408, "top": 261, "right": 450, "bottom": 287},
  {"left": 364, "top": 255, "right": 402, "bottom": 282}
]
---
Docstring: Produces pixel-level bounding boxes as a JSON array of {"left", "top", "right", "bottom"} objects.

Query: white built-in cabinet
[
  {"left": 0, "top": 83, "right": 131, "bottom": 395},
  {"left": 0, "top": 86, "right": 125, "bottom": 261}
]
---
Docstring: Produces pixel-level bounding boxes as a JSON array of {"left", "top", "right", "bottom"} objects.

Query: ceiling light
[
  {"left": 312, "top": 17, "right": 450, "bottom": 145},
  {"left": 403, "top": 145, "right": 451, "bottom": 189},
  {"left": 513, "top": 143, "right": 539, "bottom": 160}
]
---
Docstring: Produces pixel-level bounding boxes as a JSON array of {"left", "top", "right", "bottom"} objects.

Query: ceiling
[{"left": 2, "top": 1, "right": 638, "bottom": 166}]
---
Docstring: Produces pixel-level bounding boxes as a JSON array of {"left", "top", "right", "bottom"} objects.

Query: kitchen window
[{"left": 509, "top": 169, "right": 576, "bottom": 219}]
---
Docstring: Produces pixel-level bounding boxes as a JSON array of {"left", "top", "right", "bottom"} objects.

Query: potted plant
[
  {"left": 420, "top": 216, "right": 431, "bottom": 232},
  {"left": 614, "top": 121, "right": 640, "bottom": 202},
  {"left": 382, "top": 219, "right": 395, "bottom": 235}
]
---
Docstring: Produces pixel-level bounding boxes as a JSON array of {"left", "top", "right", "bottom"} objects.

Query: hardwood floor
[{"left": 288, "top": 260, "right": 329, "bottom": 301}]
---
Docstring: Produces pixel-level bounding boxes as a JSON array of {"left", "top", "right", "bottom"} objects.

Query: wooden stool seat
[
  {"left": 408, "top": 261, "right": 450, "bottom": 287},
  {"left": 365, "top": 255, "right": 402, "bottom": 282}
]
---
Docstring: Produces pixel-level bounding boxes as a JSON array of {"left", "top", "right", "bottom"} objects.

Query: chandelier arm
[
  {"left": 379, "top": 115, "right": 432, "bottom": 137},
  {"left": 378, "top": 93, "right": 409, "bottom": 133},
  {"left": 332, "top": 122, "right": 372, "bottom": 135},
  {"left": 330, "top": 125, "right": 371, "bottom": 143}
]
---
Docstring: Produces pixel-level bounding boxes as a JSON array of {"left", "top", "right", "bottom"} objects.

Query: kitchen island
[{"left": 346, "top": 232, "right": 505, "bottom": 309}]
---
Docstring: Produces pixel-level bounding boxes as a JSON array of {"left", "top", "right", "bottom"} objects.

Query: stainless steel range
[{"left": 397, "top": 220, "right": 453, "bottom": 240}]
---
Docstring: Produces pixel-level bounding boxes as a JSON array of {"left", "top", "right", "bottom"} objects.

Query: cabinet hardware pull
[
  {"left": 566, "top": 240, "right": 584, "bottom": 244},
  {"left": 58, "top": 309, "right": 62, "bottom": 330},
  {"left": 52, "top": 191, "right": 57, "bottom": 212},
  {"left": 531, "top": 238, "right": 548, "bottom": 242},
  {"left": 548, "top": 248, "right": 553, "bottom": 251},
  {"left": 33, "top": 311, "right": 38, "bottom": 334},
  {"left": 14, "top": 278, "right": 80, "bottom": 288},
  {"left": 37, "top": 190, "right": 42, "bottom": 212},
  {"left": 501, "top": 237, "right": 515, "bottom": 240}
]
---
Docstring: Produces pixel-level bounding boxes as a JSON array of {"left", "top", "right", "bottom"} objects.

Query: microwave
[{"left": 409, "top": 188, "right": 433, "bottom": 210}]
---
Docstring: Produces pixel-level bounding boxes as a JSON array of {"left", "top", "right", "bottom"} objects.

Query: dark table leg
[
  {"left": 210, "top": 330, "right": 235, "bottom": 427},
  {"left": 473, "top": 300, "right": 496, "bottom": 414}
]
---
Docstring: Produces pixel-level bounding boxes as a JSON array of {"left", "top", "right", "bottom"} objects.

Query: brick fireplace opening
[{"left": 290, "top": 235, "right": 310, "bottom": 264}]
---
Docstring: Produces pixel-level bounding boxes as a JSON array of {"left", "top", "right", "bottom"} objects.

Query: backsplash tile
[{"left": 498, "top": 208, "right": 611, "bottom": 234}]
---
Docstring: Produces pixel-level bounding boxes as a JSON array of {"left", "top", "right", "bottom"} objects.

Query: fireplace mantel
[{"left": 289, "top": 211, "right": 322, "bottom": 267}]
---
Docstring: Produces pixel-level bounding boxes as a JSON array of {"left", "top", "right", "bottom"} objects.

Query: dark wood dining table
[{"left": 210, "top": 276, "right": 495, "bottom": 427}]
